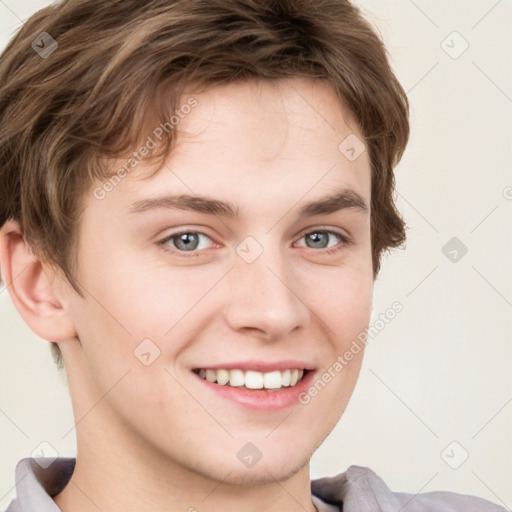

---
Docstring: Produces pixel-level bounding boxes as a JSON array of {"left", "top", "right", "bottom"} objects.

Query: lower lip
[{"left": 192, "top": 370, "right": 316, "bottom": 411}]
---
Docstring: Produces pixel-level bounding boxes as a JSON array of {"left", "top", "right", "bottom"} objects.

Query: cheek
[
  {"left": 77, "top": 242, "right": 200, "bottom": 333},
  {"left": 295, "top": 268, "right": 372, "bottom": 429},
  {"left": 313, "top": 264, "right": 374, "bottom": 340}
]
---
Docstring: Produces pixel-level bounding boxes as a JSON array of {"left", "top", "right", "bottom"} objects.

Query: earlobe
[{"left": 0, "top": 220, "right": 77, "bottom": 342}]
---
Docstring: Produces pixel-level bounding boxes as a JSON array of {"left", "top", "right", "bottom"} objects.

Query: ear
[{"left": 0, "top": 220, "right": 77, "bottom": 342}]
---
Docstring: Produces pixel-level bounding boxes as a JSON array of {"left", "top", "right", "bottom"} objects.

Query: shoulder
[
  {"left": 311, "top": 465, "right": 508, "bottom": 512},
  {"left": 2, "top": 457, "right": 76, "bottom": 512}
]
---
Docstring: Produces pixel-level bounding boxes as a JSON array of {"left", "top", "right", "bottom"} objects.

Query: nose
[{"left": 222, "top": 239, "right": 310, "bottom": 341}]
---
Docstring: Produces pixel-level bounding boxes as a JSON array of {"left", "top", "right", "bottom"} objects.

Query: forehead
[
  {"left": 93, "top": 77, "right": 370, "bottom": 218},
  {"left": 172, "top": 77, "right": 361, "bottom": 158}
]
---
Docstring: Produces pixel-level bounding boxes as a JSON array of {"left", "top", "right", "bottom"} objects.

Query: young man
[{"left": 0, "top": 1, "right": 506, "bottom": 511}]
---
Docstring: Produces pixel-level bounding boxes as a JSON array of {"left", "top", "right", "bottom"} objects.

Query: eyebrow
[{"left": 128, "top": 188, "right": 369, "bottom": 218}]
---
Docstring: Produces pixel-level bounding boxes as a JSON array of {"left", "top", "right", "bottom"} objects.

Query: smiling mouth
[{"left": 192, "top": 367, "right": 309, "bottom": 391}]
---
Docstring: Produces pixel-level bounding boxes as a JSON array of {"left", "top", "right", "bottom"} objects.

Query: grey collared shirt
[{"left": 3, "top": 458, "right": 508, "bottom": 512}]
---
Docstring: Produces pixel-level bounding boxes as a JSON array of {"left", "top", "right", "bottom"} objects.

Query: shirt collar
[{"left": 10, "top": 457, "right": 75, "bottom": 512}]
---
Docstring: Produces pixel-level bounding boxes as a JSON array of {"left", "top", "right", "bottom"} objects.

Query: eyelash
[{"left": 159, "top": 228, "right": 351, "bottom": 257}]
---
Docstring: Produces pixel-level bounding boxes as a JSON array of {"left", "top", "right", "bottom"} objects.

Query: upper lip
[{"left": 192, "top": 360, "right": 316, "bottom": 372}]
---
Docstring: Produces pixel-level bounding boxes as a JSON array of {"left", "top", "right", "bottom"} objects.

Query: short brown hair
[{"left": 0, "top": 0, "right": 409, "bottom": 370}]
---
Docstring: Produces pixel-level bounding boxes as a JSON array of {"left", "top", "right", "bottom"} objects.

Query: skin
[{"left": 0, "top": 77, "right": 373, "bottom": 512}]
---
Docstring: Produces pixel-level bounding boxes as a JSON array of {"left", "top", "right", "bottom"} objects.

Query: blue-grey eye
[
  {"left": 300, "top": 230, "right": 342, "bottom": 250},
  {"left": 165, "top": 232, "right": 212, "bottom": 252}
]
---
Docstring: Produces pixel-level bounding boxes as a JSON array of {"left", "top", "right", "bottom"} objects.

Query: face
[{"left": 57, "top": 77, "right": 373, "bottom": 484}]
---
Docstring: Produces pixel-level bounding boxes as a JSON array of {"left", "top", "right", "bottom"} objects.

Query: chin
[
  {"left": 221, "top": 458, "right": 307, "bottom": 486},
  {"left": 188, "top": 446, "right": 310, "bottom": 486}
]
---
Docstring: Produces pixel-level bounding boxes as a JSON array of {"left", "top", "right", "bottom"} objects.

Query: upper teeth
[{"left": 197, "top": 368, "right": 305, "bottom": 389}]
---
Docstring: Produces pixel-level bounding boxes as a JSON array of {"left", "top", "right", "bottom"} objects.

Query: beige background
[{"left": 1, "top": 0, "right": 511, "bottom": 509}]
